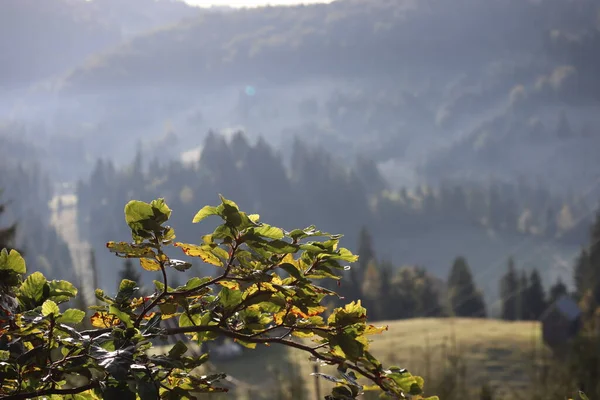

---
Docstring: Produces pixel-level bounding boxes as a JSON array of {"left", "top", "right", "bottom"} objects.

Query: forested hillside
[
  {"left": 1, "top": 0, "right": 599, "bottom": 314},
  {"left": 2, "top": 0, "right": 597, "bottom": 191},
  {"left": 75, "top": 132, "right": 588, "bottom": 301},
  {"left": 0, "top": 0, "right": 201, "bottom": 89}
]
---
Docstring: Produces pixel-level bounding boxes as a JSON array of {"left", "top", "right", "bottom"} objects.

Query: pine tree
[
  {"left": 378, "top": 260, "right": 394, "bottom": 320},
  {"left": 517, "top": 270, "right": 528, "bottom": 320},
  {"left": 351, "top": 227, "right": 375, "bottom": 300},
  {"left": 447, "top": 257, "right": 486, "bottom": 318},
  {"left": 500, "top": 257, "right": 519, "bottom": 320},
  {"left": 525, "top": 269, "right": 546, "bottom": 320},
  {"left": 574, "top": 248, "right": 591, "bottom": 301},
  {"left": 416, "top": 267, "right": 443, "bottom": 317},
  {"left": 588, "top": 212, "right": 600, "bottom": 306},
  {"left": 361, "top": 261, "right": 382, "bottom": 320},
  {"left": 548, "top": 278, "right": 568, "bottom": 305},
  {"left": 119, "top": 258, "right": 141, "bottom": 286}
]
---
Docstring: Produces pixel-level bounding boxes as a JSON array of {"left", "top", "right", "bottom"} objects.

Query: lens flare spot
[{"left": 245, "top": 85, "right": 256, "bottom": 96}]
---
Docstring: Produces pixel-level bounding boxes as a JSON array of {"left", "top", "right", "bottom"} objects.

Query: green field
[{"left": 156, "top": 318, "right": 548, "bottom": 399}]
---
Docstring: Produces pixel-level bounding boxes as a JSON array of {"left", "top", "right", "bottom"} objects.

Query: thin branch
[
  {"left": 163, "top": 324, "right": 386, "bottom": 392},
  {"left": 134, "top": 237, "right": 169, "bottom": 328},
  {"left": 2, "top": 381, "right": 99, "bottom": 400}
]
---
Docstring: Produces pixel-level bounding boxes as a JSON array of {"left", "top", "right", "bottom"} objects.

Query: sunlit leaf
[
  {"left": 17, "top": 271, "right": 49, "bottom": 309},
  {"left": 192, "top": 205, "right": 219, "bottom": 223},
  {"left": 41, "top": 300, "right": 60, "bottom": 317},
  {"left": 90, "top": 312, "right": 121, "bottom": 328},
  {"left": 140, "top": 258, "right": 161, "bottom": 271},
  {"left": 174, "top": 243, "right": 223, "bottom": 267},
  {"left": 0, "top": 249, "right": 26, "bottom": 274},
  {"left": 58, "top": 309, "right": 86, "bottom": 324}
]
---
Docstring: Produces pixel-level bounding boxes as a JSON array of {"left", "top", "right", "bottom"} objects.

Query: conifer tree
[
  {"left": 354, "top": 227, "right": 375, "bottom": 294},
  {"left": 574, "top": 248, "right": 592, "bottom": 301},
  {"left": 525, "top": 268, "right": 546, "bottom": 320},
  {"left": 548, "top": 277, "right": 568, "bottom": 305},
  {"left": 447, "top": 256, "right": 486, "bottom": 318},
  {"left": 361, "top": 260, "right": 382, "bottom": 320},
  {"left": 500, "top": 257, "right": 519, "bottom": 320},
  {"left": 119, "top": 258, "right": 141, "bottom": 285},
  {"left": 517, "top": 270, "right": 528, "bottom": 320}
]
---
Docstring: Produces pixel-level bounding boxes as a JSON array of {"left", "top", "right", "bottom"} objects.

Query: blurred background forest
[{"left": 1, "top": 0, "right": 600, "bottom": 398}]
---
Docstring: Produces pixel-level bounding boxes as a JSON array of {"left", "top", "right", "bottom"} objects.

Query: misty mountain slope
[
  {"left": 0, "top": 0, "right": 201, "bottom": 90},
  {"left": 58, "top": 0, "right": 598, "bottom": 93},
  {"left": 3, "top": 0, "right": 599, "bottom": 188}
]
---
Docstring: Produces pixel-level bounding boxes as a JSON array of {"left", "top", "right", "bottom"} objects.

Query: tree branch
[
  {"left": 163, "top": 324, "right": 386, "bottom": 393},
  {"left": 2, "top": 381, "right": 99, "bottom": 400}
]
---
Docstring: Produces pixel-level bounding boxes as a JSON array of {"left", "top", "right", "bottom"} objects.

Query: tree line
[{"left": 76, "top": 132, "right": 591, "bottom": 286}]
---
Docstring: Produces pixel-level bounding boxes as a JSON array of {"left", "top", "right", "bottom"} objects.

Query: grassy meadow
[{"left": 155, "top": 318, "right": 549, "bottom": 399}]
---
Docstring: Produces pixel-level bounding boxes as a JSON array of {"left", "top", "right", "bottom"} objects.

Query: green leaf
[
  {"left": 182, "top": 277, "right": 211, "bottom": 291},
  {"left": 279, "top": 263, "right": 304, "bottom": 281},
  {"left": 42, "top": 300, "right": 60, "bottom": 317},
  {"left": 0, "top": 249, "right": 26, "bottom": 274},
  {"left": 179, "top": 312, "right": 201, "bottom": 328},
  {"left": 0, "top": 350, "right": 9, "bottom": 361},
  {"left": 192, "top": 205, "right": 219, "bottom": 223},
  {"left": 219, "top": 287, "right": 242, "bottom": 310},
  {"left": 48, "top": 279, "right": 78, "bottom": 303},
  {"left": 168, "top": 341, "right": 188, "bottom": 359},
  {"left": 58, "top": 309, "right": 86, "bottom": 324},
  {"left": 109, "top": 305, "right": 133, "bottom": 328},
  {"left": 107, "top": 242, "right": 156, "bottom": 258},
  {"left": 124, "top": 200, "right": 162, "bottom": 239},
  {"left": 17, "top": 271, "right": 49, "bottom": 309},
  {"left": 125, "top": 200, "right": 154, "bottom": 225},
  {"left": 158, "top": 302, "right": 178, "bottom": 317},
  {"left": 253, "top": 224, "right": 284, "bottom": 240},
  {"left": 119, "top": 279, "right": 138, "bottom": 293},
  {"left": 219, "top": 195, "right": 239, "bottom": 211},
  {"left": 150, "top": 198, "right": 172, "bottom": 224}
]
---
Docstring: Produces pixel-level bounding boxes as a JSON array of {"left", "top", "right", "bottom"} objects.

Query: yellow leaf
[
  {"left": 90, "top": 312, "right": 120, "bottom": 328},
  {"left": 174, "top": 243, "right": 223, "bottom": 267},
  {"left": 291, "top": 330, "right": 315, "bottom": 338},
  {"left": 365, "top": 324, "right": 388, "bottom": 335},
  {"left": 140, "top": 258, "right": 161, "bottom": 271},
  {"left": 217, "top": 281, "right": 240, "bottom": 290}
]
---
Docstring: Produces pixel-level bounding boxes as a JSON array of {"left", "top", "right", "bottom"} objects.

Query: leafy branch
[{"left": 0, "top": 196, "right": 438, "bottom": 400}]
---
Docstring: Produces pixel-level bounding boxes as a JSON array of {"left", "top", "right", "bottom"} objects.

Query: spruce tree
[
  {"left": 500, "top": 257, "right": 519, "bottom": 320},
  {"left": 517, "top": 270, "right": 528, "bottom": 320},
  {"left": 119, "top": 258, "right": 141, "bottom": 285},
  {"left": 352, "top": 227, "right": 375, "bottom": 299},
  {"left": 378, "top": 260, "right": 394, "bottom": 320},
  {"left": 548, "top": 278, "right": 568, "bottom": 305},
  {"left": 361, "top": 261, "right": 382, "bottom": 320},
  {"left": 574, "top": 248, "right": 592, "bottom": 301},
  {"left": 416, "top": 267, "right": 443, "bottom": 317},
  {"left": 447, "top": 256, "right": 486, "bottom": 318},
  {"left": 525, "top": 268, "right": 546, "bottom": 320}
]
